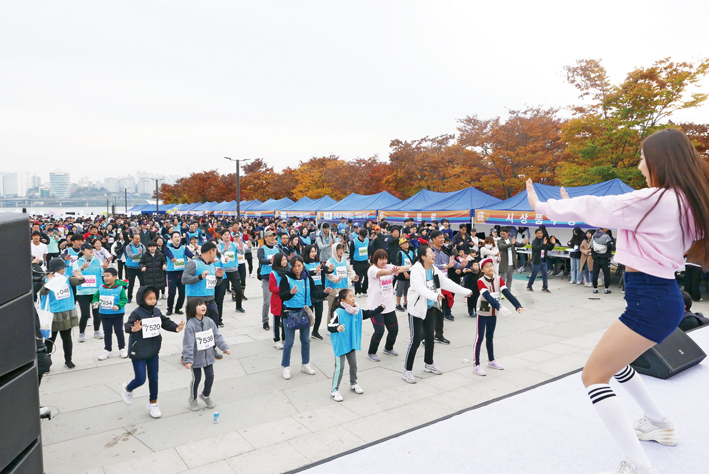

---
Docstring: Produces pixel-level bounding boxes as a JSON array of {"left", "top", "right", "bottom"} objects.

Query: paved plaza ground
[{"left": 40, "top": 271, "right": 706, "bottom": 474}]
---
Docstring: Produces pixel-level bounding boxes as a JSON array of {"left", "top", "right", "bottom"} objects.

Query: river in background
[{"left": 0, "top": 206, "right": 122, "bottom": 217}]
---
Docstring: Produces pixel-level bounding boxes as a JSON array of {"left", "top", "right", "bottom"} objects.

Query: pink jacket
[{"left": 536, "top": 188, "right": 697, "bottom": 279}]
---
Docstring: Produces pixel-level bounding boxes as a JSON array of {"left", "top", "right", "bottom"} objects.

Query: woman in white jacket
[{"left": 403, "top": 245, "right": 472, "bottom": 384}]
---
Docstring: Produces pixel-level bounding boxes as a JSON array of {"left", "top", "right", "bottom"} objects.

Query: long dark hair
[
  {"left": 640, "top": 128, "right": 709, "bottom": 264},
  {"left": 186, "top": 297, "right": 207, "bottom": 320},
  {"left": 302, "top": 244, "right": 318, "bottom": 263},
  {"left": 333, "top": 288, "right": 353, "bottom": 312},
  {"left": 272, "top": 252, "right": 288, "bottom": 273},
  {"left": 415, "top": 245, "right": 432, "bottom": 265}
]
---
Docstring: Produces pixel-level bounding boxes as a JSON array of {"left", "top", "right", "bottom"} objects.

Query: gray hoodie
[{"left": 182, "top": 316, "right": 229, "bottom": 368}]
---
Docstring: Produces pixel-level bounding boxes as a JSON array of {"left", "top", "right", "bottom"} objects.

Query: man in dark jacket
[
  {"left": 134, "top": 221, "right": 157, "bottom": 247},
  {"left": 526, "top": 228, "right": 556, "bottom": 293},
  {"left": 591, "top": 228, "right": 614, "bottom": 294},
  {"left": 140, "top": 241, "right": 167, "bottom": 295}
]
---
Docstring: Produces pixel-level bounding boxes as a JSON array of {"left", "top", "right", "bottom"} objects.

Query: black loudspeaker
[
  {"left": 0, "top": 213, "right": 43, "bottom": 473},
  {"left": 631, "top": 328, "right": 707, "bottom": 379}
]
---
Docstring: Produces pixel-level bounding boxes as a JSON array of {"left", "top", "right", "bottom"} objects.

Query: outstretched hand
[
  {"left": 526, "top": 179, "right": 539, "bottom": 210},
  {"left": 560, "top": 187, "right": 570, "bottom": 200}
]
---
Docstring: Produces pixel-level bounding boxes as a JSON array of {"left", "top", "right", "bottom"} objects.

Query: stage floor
[{"left": 298, "top": 327, "right": 709, "bottom": 474}]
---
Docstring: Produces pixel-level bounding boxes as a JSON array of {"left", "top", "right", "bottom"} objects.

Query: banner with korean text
[{"left": 474, "top": 209, "right": 587, "bottom": 229}]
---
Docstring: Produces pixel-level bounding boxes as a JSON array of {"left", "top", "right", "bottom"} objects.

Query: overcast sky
[{"left": 2, "top": 1, "right": 708, "bottom": 182}]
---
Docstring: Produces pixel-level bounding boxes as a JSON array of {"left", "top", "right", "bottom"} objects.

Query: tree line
[{"left": 159, "top": 58, "right": 709, "bottom": 204}]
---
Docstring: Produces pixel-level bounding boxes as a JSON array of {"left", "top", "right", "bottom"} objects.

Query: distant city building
[
  {"left": 49, "top": 172, "right": 71, "bottom": 198},
  {"left": 1, "top": 173, "right": 22, "bottom": 198},
  {"left": 137, "top": 177, "right": 155, "bottom": 195},
  {"left": 119, "top": 177, "right": 136, "bottom": 193},
  {"left": 78, "top": 177, "right": 91, "bottom": 188},
  {"left": 104, "top": 177, "right": 120, "bottom": 193}
]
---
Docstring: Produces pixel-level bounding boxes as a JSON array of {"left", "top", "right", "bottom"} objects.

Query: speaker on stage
[
  {"left": 0, "top": 213, "right": 44, "bottom": 473},
  {"left": 630, "top": 327, "right": 707, "bottom": 379}
]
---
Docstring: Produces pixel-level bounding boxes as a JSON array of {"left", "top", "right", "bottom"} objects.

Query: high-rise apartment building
[{"left": 49, "top": 172, "right": 71, "bottom": 198}]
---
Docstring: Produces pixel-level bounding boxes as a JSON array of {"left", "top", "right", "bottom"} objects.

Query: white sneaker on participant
[
  {"left": 423, "top": 363, "right": 442, "bottom": 375},
  {"left": 98, "top": 350, "right": 112, "bottom": 361},
  {"left": 78, "top": 333, "right": 86, "bottom": 343},
  {"left": 473, "top": 365, "right": 487, "bottom": 376},
  {"left": 94, "top": 331, "right": 103, "bottom": 339},
  {"left": 487, "top": 360, "right": 504, "bottom": 370},
  {"left": 273, "top": 340, "right": 284, "bottom": 350},
  {"left": 331, "top": 390, "right": 343, "bottom": 402},
  {"left": 121, "top": 383, "right": 133, "bottom": 405},
  {"left": 402, "top": 370, "right": 417, "bottom": 384},
  {"left": 119, "top": 348, "right": 128, "bottom": 359},
  {"left": 600, "top": 458, "right": 658, "bottom": 474},
  {"left": 283, "top": 367, "right": 291, "bottom": 379},
  {"left": 350, "top": 384, "right": 364, "bottom": 394},
  {"left": 634, "top": 415, "right": 678, "bottom": 446},
  {"left": 301, "top": 364, "right": 316, "bottom": 375},
  {"left": 147, "top": 402, "right": 161, "bottom": 418}
]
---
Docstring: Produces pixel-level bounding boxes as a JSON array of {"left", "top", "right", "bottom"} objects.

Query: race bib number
[
  {"left": 69, "top": 255, "right": 79, "bottom": 265},
  {"left": 132, "top": 256, "right": 141, "bottom": 263},
  {"left": 195, "top": 328, "right": 215, "bottom": 351},
  {"left": 426, "top": 279, "right": 436, "bottom": 292},
  {"left": 205, "top": 275, "right": 217, "bottom": 290},
  {"left": 404, "top": 258, "right": 411, "bottom": 267},
  {"left": 173, "top": 258, "right": 185, "bottom": 269},
  {"left": 53, "top": 284, "right": 71, "bottom": 301},
  {"left": 141, "top": 317, "right": 161, "bottom": 338},
  {"left": 335, "top": 266, "right": 347, "bottom": 280},
  {"left": 573, "top": 246, "right": 579, "bottom": 252},
  {"left": 82, "top": 275, "right": 97, "bottom": 288},
  {"left": 312, "top": 274, "right": 321, "bottom": 284},
  {"left": 222, "top": 251, "right": 235, "bottom": 263},
  {"left": 358, "top": 247, "right": 368, "bottom": 257},
  {"left": 541, "top": 250, "right": 545, "bottom": 258},
  {"left": 491, "top": 291, "right": 501, "bottom": 304},
  {"left": 99, "top": 295, "right": 114, "bottom": 309},
  {"left": 237, "top": 253, "right": 245, "bottom": 264},
  {"left": 380, "top": 276, "right": 393, "bottom": 294}
]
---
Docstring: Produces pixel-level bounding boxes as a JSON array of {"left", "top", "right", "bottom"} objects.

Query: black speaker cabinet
[
  {"left": 631, "top": 328, "right": 707, "bottom": 379},
  {"left": 0, "top": 213, "right": 43, "bottom": 473}
]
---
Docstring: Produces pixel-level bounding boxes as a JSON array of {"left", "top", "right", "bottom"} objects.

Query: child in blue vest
[
  {"left": 92, "top": 267, "right": 129, "bottom": 361},
  {"left": 328, "top": 288, "right": 384, "bottom": 402}
]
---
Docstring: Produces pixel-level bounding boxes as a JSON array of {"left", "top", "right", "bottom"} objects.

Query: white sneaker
[
  {"left": 301, "top": 364, "right": 316, "bottom": 375},
  {"left": 576, "top": 281, "right": 583, "bottom": 285},
  {"left": 634, "top": 415, "right": 678, "bottom": 446},
  {"left": 356, "top": 293, "right": 361, "bottom": 298},
  {"left": 569, "top": 280, "right": 576, "bottom": 284},
  {"left": 119, "top": 348, "right": 128, "bottom": 359},
  {"left": 121, "top": 383, "right": 133, "bottom": 405},
  {"left": 473, "top": 365, "right": 487, "bottom": 376},
  {"left": 331, "top": 390, "right": 343, "bottom": 402},
  {"left": 283, "top": 367, "right": 291, "bottom": 380},
  {"left": 487, "top": 360, "right": 504, "bottom": 370},
  {"left": 600, "top": 458, "right": 658, "bottom": 474},
  {"left": 274, "top": 340, "right": 284, "bottom": 350},
  {"left": 424, "top": 363, "right": 442, "bottom": 375},
  {"left": 350, "top": 384, "right": 364, "bottom": 394},
  {"left": 147, "top": 402, "right": 161, "bottom": 418},
  {"left": 98, "top": 350, "right": 112, "bottom": 361},
  {"left": 78, "top": 333, "right": 86, "bottom": 343},
  {"left": 94, "top": 331, "right": 103, "bottom": 339},
  {"left": 402, "top": 370, "right": 417, "bottom": 384}
]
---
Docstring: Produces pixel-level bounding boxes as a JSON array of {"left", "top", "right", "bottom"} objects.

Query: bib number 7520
[{"left": 141, "top": 317, "right": 162, "bottom": 338}]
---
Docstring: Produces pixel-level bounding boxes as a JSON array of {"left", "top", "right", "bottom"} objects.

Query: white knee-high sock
[
  {"left": 615, "top": 366, "right": 667, "bottom": 423},
  {"left": 587, "top": 384, "right": 653, "bottom": 471}
]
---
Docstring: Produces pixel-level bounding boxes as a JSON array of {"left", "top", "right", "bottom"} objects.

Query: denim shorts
[{"left": 619, "top": 272, "right": 684, "bottom": 344}]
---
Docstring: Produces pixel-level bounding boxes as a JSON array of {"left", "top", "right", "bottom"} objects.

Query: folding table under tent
[
  {"left": 379, "top": 187, "right": 501, "bottom": 226},
  {"left": 276, "top": 196, "right": 337, "bottom": 220},
  {"left": 244, "top": 197, "right": 294, "bottom": 219},
  {"left": 317, "top": 192, "right": 401, "bottom": 224},
  {"left": 474, "top": 178, "right": 635, "bottom": 229}
]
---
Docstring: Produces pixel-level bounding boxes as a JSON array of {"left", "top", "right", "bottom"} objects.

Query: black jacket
[
  {"left": 567, "top": 226, "right": 585, "bottom": 259},
  {"left": 531, "top": 237, "right": 556, "bottom": 265},
  {"left": 140, "top": 250, "right": 167, "bottom": 289},
  {"left": 124, "top": 286, "right": 179, "bottom": 360}
]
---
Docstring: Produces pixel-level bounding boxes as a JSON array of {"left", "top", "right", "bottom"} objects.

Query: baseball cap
[
  {"left": 399, "top": 237, "right": 409, "bottom": 245},
  {"left": 264, "top": 230, "right": 275, "bottom": 237},
  {"left": 80, "top": 243, "right": 94, "bottom": 251},
  {"left": 374, "top": 225, "right": 381, "bottom": 231}
]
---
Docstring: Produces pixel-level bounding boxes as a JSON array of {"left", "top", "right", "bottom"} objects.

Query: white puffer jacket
[{"left": 407, "top": 261, "right": 471, "bottom": 319}]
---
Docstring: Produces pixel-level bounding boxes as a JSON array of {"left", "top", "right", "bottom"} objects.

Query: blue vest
[
  {"left": 352, "top": 237, "right": 369, "bottom": 262},
  {"left": 72, "top": 257, "right": 104, "bottom": 296},
  {"left": 271, "top": 270, "right": 283, "bottom": 288},
  {"left": 399, "top": 249, "right": 414, "bottom": 266},
  {"left": 185, "top": 259, "right": 217, "bottom": 298},
  {"left": 67, "top": 248, "right": 81, "bottom": 266},
  {"left": 326, "top": 258, "right": 349, "bottom": 290},
  {"left": 40, "top": 275, "right": 75, "bottom": 313},
  {"left": 166, "top": 244, "right": 187, "bottom": 272},
  {"left": 330, "top": 307, "right": 363, "bottom": 357},
  {"left": 97, "top": 285, "right": 123, "bottom": 315},
  {"left": 187, "top": 230, "right": 202, "bottom": 245},
  {"left": 125, "top": 244, "right": 143, "bottom": 268},
  {"left": 304, "top": 262, "right": 322, "bottom": 286},
  {"left": 283, "top": 275, "right": 311, "bottom": 309},
  {"left": 260, "top": 245, "right": 279, "bottom": 276},
  {"left": 300, "top": 235, "right": 311, "bottom": 246},
  {"left": 218, "top": 242, "right": 238, "bottom": 269}
]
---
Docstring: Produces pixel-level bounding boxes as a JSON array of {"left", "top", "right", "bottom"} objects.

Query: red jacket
[{"left": 269, "top": 272, "right": 283, "bottom": 316}]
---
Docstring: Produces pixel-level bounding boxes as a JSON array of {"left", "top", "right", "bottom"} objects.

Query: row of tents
[{"left": 128, "top": 178, "right": 635, "bottom": 229}]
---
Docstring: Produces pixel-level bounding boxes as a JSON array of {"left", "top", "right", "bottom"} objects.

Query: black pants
[
  {"left": 47, "top": 329, "right": 73, "bottom": 364},
  {"left": 404, "top": 308, "right": 439, "bottom": 371},
  {"left": 353, "top": 261, "right": 369, "bottom": 295},
  {"left": 167, "top": 271, "right": 185, "bottom": 312},
  {"left": 37, "top": 351, "right": 52, "bottom": 385},
  {"left": 311, "top": 301, "right": 324, "bottom": 335},
  {"left": 238, "top": 263, "right": 247, "bottom": 290},
  {"left": 685, "top": 264, "right": 703, "bottom": 301},
  {"left": 465, "top": 275, "right": 480, "bottom": 315},
  {"left": 117, "top": 260, "right": 126, "bottom": 280},
  {"left": 125, "top": 267, "right": 142, "bottom": 299},
  {"left": 245, "top": 252, "right": 253, "bottom": 274},
  {"left": 77, "top": 295, "right": 101, "bottom": 334},
  {"left": 435, "top": 302, "right": 445, "bottom": 339},
  {"left": 368, "top": 311, "right": 398, "bottom": 354},
  {"left": 273, "top": 315, "right": 286, "bottom": 342},
  {"left": 592, "top": 258, "right": 611, "bottom": 289},
  {"left": 223, "top": 270, "right": 243, "bottom": 308},
  {"left": 190, "top": 364, "right": 215, "bottom": 399},
  {"left": 102, "top": 317, "right": 125, "bottom": 351},
  {"left": 474, "top": 315, "right": 497, "bottom": 366},
  {"left": 214, "top": 280, "right": 228, "bottom": 325}
]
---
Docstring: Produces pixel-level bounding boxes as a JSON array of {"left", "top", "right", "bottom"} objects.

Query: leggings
[
  {"left": 368, "top": 311, "right": 398, "bottom": 354},
  {"left": 47, "top": 329, "right": 73, "bottom": 364},
  {"left": 404, "top": 308, "right": 438, "bottom": 371},
  {"left": 332, "top": 349, "right": 357, "bottom": 392},
  {"left": 190, "top": 364, "right": 214, "bottom": 399},
  {"left": 77, "top": 294, "right": 101, "bottom": 334},
  {"left": 474, "top": 315, "right": 497, "bottom": 366},
  {"left": 310, "top": 301, "right": 324, "bottom": 335},
  {"left": 245, "top": 252, "right": 253, "bottom": 275},
  {"left": 273, "top": 315, "right": 286, "bottom": 342},
  {"left": 126, "top": 354, "right": 159, "bottom": 402},
  {"left": 102, "top": 317, "right": 125, "bottom": 352}
]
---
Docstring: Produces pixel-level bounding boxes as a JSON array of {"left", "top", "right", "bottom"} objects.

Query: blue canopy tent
[
  {"left": 317, "top": 192, "right": 401, "bottom": 224},
  {"left": 277, "top": 196, "right": 337, "bottom": 220},
  {"left": 245, "top": 197, "right": 294, "bottom": 218},
  {"left": 474, "top": 178, "right": 635, "bottom": 228},
  {"left": 178, "top": 202, "right": 202, "bottom": 214},
  {"left": 380, "top": 187, "right": 501, "bottom": 226}
]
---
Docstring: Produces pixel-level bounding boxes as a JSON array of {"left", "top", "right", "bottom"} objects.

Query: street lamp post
[
  {"left": 224, "top": 157, "right": 250, "bottom": 217},
  {"left": 152, "top": 179, "right": 161, "bottom": 215}
]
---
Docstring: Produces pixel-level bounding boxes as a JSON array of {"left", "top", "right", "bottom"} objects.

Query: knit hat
[{"left": 480, "top": 258, "right": 494, "bottom": 271}]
